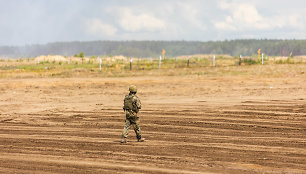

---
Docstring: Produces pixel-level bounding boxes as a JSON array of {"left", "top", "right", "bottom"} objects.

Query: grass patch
[
  {"left": 275, "top": 58, "right": 295, "bottom": 64},
  {"left": 242, "top": 58, "right": 258, "bottom": 65},
  {"left": 0, "top": 56, "right": 305, "bottom": 78}
]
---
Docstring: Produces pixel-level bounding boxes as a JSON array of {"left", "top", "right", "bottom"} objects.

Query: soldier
[{"left": 121, "top": 85, "right": 145, "bottom": 143}]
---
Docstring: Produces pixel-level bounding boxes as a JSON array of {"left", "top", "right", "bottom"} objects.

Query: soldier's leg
[
  {"left": 132, "top": 118, "right": 142, "bottom": 140},
  {"left": 122, "top": 119, "right": 131, "bottom": 139}
]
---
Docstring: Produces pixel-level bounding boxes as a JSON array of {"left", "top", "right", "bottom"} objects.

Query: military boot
[
  {"left": 121, "top": 137, "right": 127, "bottom": 143},
  {"left": 137, "top": 138, "right": 145, "bottom": 142}
]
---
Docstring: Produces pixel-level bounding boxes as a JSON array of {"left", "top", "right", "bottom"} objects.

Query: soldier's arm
[
  {"left": 123, "top": 96, "right": 126, "bottom": 111},
  {"left": 132, "top": 96, "right": 141, "bottom": 111},
  {"left": 136, "top": 97, "right": 141, "bottom": 109}
]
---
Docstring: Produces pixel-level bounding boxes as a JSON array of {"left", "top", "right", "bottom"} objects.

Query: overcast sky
[{"left": 1, "top": 0, "right": 306, "bottom": 46}]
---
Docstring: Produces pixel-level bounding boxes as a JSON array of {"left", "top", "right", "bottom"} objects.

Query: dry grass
[{"left": 0, "top": 54, "right": 305, "bottom": 78}]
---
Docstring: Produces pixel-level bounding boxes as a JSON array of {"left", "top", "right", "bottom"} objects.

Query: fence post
[
  {"left": 159, "top": 56, "right": 162, "bottom": 69},
  {"left": 187, "top": 56, "right": 190, "bottom": 67},
  {"left": 262, "top": 53, "right": 264, "bottom": 65},
  {"left": 99, "top": 57, "right": 102, "bottom": 71},
  {"left": 130, "top": 58, "right": 133, "bottom": 70},
  {"left": 239, "top": 55, "right": 242, "bottom": 66},
  {"left": 213, "top": 55, "right": 215, "bottom": 66}
]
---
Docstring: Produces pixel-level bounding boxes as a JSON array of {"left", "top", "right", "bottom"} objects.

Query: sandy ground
[{"left": 0, "top": 65, "right": 305, "bottom": 173}]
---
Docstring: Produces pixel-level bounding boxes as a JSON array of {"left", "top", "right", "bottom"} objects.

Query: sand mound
[{"left": 35, "top": 55, "right": 67, "bottom": 62}]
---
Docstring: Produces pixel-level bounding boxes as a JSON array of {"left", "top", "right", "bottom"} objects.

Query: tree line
[{"left": 1, "top": 39, "right": 306, "bottom": 58}]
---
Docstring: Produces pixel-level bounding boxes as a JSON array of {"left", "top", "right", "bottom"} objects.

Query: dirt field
[{"left": 0, "top": 64, "right": 305, "bottom": 173}]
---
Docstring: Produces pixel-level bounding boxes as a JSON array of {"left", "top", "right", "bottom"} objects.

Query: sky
[{"left": 1, "top": 0, "right": 306, "bottom": 46}]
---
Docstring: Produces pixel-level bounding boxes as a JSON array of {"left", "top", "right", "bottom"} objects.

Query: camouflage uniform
[{"left": 121, "top": 86, "right": 143, "bottom": 143}]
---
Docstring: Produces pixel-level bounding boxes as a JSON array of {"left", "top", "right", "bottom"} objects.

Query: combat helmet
[{"left": 129, "top": 85, "right": 137, "bottom": 93}]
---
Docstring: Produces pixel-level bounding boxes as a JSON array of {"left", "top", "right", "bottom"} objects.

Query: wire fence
[{"left": 0, "top": 56, "right": 305, "bottom": 72}]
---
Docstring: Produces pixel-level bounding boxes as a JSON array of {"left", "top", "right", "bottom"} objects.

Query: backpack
[{"left": 123, "top": 94, "right": 138, "bottom": 112}]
